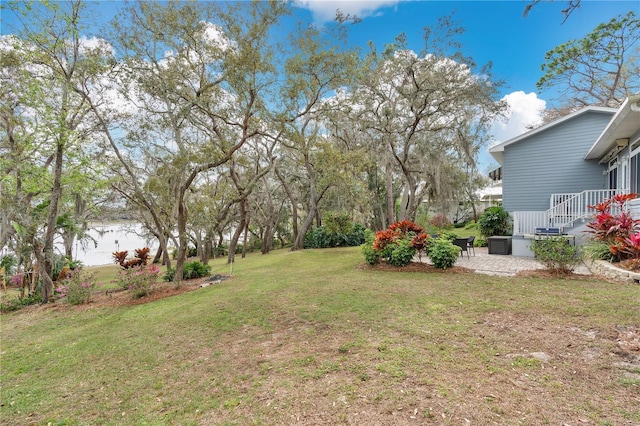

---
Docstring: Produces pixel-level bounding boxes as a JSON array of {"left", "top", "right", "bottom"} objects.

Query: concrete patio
[{"left": 425, "top": 246, "right": 593, "bottom": 277}]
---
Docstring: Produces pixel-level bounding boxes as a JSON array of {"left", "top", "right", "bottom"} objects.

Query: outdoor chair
[
  {"left": 467, "top": 236, "right": 476, "bottom": 256},
  {"left": 452, "top": 238, "right": 470, "bottom": 259}
]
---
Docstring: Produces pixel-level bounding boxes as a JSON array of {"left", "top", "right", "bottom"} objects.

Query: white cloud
[
  {"left": 296, "top": 0, "right": 401, "bottom": 23},
  {"left": 489, "top": 91, "right": 546, "bottom": 146}
]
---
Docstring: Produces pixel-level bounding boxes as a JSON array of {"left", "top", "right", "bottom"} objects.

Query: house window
[
  {"left": 632, "top": 153, "right": 640, "bottom": 194},
  {"left": 608, "top": 159, "right": 618, "bottom": 190}
]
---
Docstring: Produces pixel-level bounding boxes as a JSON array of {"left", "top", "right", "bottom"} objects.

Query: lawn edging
[{"left": 587, "top": 258, "right": 640, "bottom": 284}]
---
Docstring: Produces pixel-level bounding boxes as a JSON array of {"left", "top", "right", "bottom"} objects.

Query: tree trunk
[
  {"left": 41, "top": 140, "right": 65, "bottom": 303},
  {"left": 201, "top": 235, "right": 212, "bottom": 264},
  {"left": 174, "top": 199, "right": 188, "bottom": 285},
  {"left": 242, "top": 210, "right": 250, "bottom": 259},
  {"left": 385, "top": 150, "right": 394, "bottom": 227},
  {"left": 228, "top": 200, "right": 248, "bottom": 264}
]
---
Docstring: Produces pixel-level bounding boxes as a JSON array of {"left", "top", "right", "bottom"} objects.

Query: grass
[{"left": 1, "top": 246, "right": 639, "bottom": 425}]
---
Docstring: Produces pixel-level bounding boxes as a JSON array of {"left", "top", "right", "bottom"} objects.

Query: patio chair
[
  {"left": 452, "top": 238, "right": 470, "bottom": 259},
  {"left": 467, "top": 236, "right": 476, "bottom": 256}
]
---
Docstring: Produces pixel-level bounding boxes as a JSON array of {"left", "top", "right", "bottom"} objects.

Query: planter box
[{"left": 488, "top": 236, "right": 512, "bottom": 255}]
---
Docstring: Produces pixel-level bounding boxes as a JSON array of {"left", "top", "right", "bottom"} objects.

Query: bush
[
  {"left": 478, "top": 206, "right": 511, "bottom": 237},
  {"left": 56, "top": 269, "right": 100, "bottom": 305},
  {"left": 388, "top": 239, "right": 416, "bottom": 267},
  {"left": 304, "top": 221, "right": 366, "bottom": 249},
  {"left": 362, "top": 230, "right": 381, "bottom": 265},
  {"left": 113, "top": 265, "right": 160, "bottom": 298},
  {"left": 429, "top": 213, "right": 452, "bottom": 230},
  {"left": 586, "top": 193, "right": 640, "bottom": 262},
  {"left": 531, "top": 237, "right": 582, "bottom": 274},
  {"left": 474, "top": 236, "right": 488, "bottom": 247},
  {"left": 582, "top": 239, "right": 616, "bottom": 262},
  {"left": 163, "top": 261, "right": 211, "bottom": 282},
  {"left": 0, "top": 295, "right": 40, "bottom": 313},
  {"left": 366, "top": 220, "right": 428, "bottom": 267},
  {"left": 464, "top": 221, "right": 478, "bottom": 230},
  {"left": 428, "top": 238, "right": 460, "bottom": 270}
]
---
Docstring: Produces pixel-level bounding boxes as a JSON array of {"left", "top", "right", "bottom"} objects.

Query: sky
[{"left": 1, "top": 0, "right": 638, "bottom": 171}]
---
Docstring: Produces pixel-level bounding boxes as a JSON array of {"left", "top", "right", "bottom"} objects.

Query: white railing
[
  {"left": 513, "top": 189, "right": 628, "bottom": 235},
  {"left": 512, "top": 211, "right": 550, "bottom": 235}
]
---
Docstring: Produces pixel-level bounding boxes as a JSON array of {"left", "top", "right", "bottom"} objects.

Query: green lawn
[{"left": 1, "top": 247, "right": 638, "bottom": 425}]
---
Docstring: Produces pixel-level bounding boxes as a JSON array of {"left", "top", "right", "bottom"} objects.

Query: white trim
[{"left": 585, "top": 95, "right": 640, "bottom": 160}]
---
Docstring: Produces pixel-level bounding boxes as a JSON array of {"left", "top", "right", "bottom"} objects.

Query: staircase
[{"left": 512, "top": 189, "right": 626, "bottom": 235}]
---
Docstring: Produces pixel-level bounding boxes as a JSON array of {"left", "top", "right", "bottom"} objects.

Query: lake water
[{"left": 68, "top": 222, "right": 158, "bottom": 266}]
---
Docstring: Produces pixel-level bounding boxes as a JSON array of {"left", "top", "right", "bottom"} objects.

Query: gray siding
[{"left": 503, "top": 111, "right": 613, "bottom": 212}]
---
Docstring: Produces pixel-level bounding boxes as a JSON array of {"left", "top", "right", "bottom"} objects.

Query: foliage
[
  {"left": 477, "top": 206, "right": 511, "bottom": 237},
  {"left": 0, "top": 294, "right": 41, "bottom": 313},
  {"left": 537, "top": 11, "right": 640, "bottom": 108},
  {"left": 113, "top": 265, "right": 160, "bottom": 298},
  {"left": 464, "top": 221, "right": 477, "bottom": 230},
  {"left": 429, "top": 213, "right": 452, "bottom": 230},
  {"left": 366, "top": 221, "right": 429, "bottom": 267},
  {"left": 581, "top": 239, "right": 616, "bottom": 262},
  {"left": 388, "top": 239, "right": 416, "bottom": 267},
  {"left": 304, "top": 220, "right": 366, "bottom": 249},
  {"left": 474, "top": 236, "right": 488, "bottom": 248},
  {"left": 113, "top": 247, "right": 151, "bottom": 269},
  {"left": 56, "top": 270, "right": 100, "bottom": 305},
  {"left": 163, "top": 261, "right": 211, "bottom": 282},
  {"left": 362, "top": 230, "right": 381, "bottom": 265},
  {"left": 531, "top": 237, "right": 582, "bottom": 274},
  {"left": 0, "top": 255, "right": 16, "bottom": 276},
  {"left": 428, "top": 238, "right": 460, "bottom": 270},
  {"left": 586, "top": 193, "right": 640, "bottom": 262}
]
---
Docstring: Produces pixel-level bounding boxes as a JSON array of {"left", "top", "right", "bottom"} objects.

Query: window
[
  {"left": 608, "top": 159, "right": 618, "bottom": 190},
  {"left": 631, "top": 154, "right": 639, "bottom": 193}
]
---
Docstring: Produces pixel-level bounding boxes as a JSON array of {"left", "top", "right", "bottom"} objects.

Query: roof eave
[{"left": 584, "top": 95, "right": 640, "bottom": 161}]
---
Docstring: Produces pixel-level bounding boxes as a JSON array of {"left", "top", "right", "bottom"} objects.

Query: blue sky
[{"left": 2, "top": 0, "right": 638, "bottom": 170}]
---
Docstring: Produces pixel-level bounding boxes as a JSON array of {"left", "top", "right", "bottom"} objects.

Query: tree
[
  {"left": 94, "top": 1, "right": 287, "bottom": 281},
  {"left": 276, "top": 20, "right": 362, "bottom": 250},
  {"left": 524, "top": 0, "right": 582, "bottom": 23},
  {"left": 350, "top": 32, "right": 503, "bottom": 222},
  {"left": 2, "top": 1, "right": 108, "bottom": 301},
  {"left": 537, "top": 11, "right": 640, "bottom": 108}
]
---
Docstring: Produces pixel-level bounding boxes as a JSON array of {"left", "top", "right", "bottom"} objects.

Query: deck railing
[{"left": 513, "top": 189, "right": 627, "bottom": 235}]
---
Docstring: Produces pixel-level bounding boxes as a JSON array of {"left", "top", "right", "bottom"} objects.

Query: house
[{"left": 488, "top": 95, "right": 640, "bottom": 256}]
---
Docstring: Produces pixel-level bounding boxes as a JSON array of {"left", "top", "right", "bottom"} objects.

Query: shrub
[
  {"left": 582, "top": 239, "right": 616, "bottom": 262},
  {"left": 474, "top": 236, "right": 488, "bottom": 247},
  {"left": 586, "top": 193, "right": 640, "bottom": 262},
  {"left": 388, "top": 239, "right": 416, "bottom": 267},
  {"left": 113, "top": 247, "right": 151, "bottom": 269},
  {"left": 365, "top": 220, "right": 429, "bottom": 267},
  {"left": 113, "top": 265, "right": 160, "bottom": 298},
  {"left": 57, "top": 269, "right": 100, "bottom": 305},
  {"left": 531, "top": 237, "right": 582, "bottom": 274},
  {"left": 304, "top": 219, "right": 366, "bottom": 249},
  {"left": 0, "top": 295, "right": 40, "bottom": 313},
  {"left": 163, "top": 261, "right": 211, "bottom": 282},
  {"left": 478, "top": 206, "right": 511, "bottom": 237},
  {"left": 429, "top": 213, "right": 452, "bottom": 230},
  {"left": 362, "top": 230, "right": 381, "bottom": 265},
  {"left": 464, "top": 221, "right": 477, "bottom": 230},
  {"left": 428, "top": 238, "right": 460, "bottom": 270}
]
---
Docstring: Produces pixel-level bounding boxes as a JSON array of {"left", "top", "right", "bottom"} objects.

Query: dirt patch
[{"left": 8, "top": 274, "right": 230, "bottom": 313}]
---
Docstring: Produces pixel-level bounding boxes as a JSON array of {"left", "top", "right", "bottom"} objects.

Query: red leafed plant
[
  {"left": 370, "top": 220, "right": 430, "bottom": 266},
  {"left": 586, "top": 193, "right": 640, "bottom": 262},
  {"left": 113, "top": 247, "right": 151, "bottom": 269}
]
